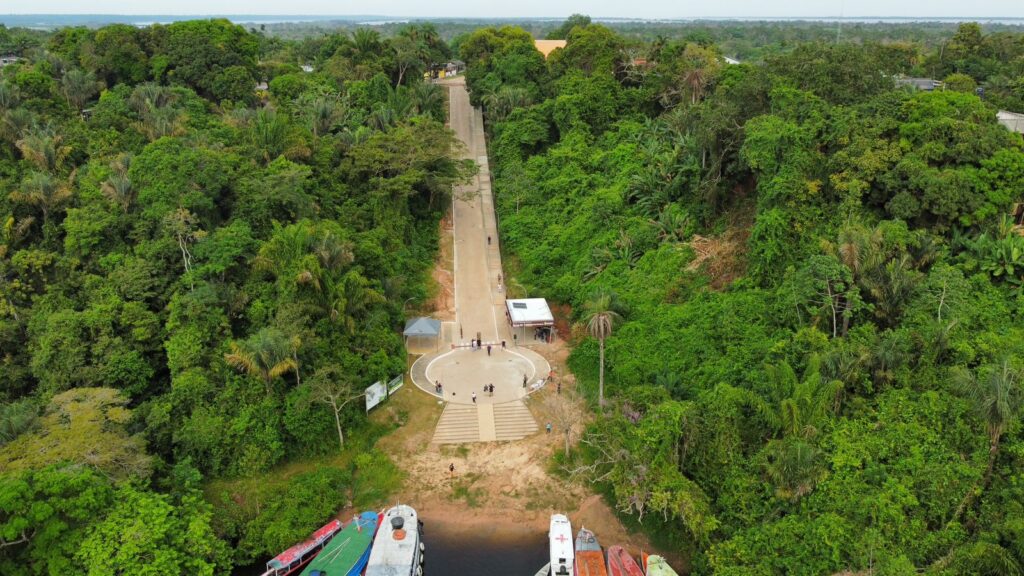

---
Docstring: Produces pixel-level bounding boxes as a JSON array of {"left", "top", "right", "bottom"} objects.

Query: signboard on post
[
  {"left": 365, "top": 381, "right": 387, "bottom": 413},
  {"left": 387, "top": 375, "right": 404, "bottom": 395}
]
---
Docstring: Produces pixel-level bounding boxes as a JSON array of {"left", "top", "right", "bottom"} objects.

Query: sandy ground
[{"left": 375, "top": 341, "right": 679, "bottom": 567}]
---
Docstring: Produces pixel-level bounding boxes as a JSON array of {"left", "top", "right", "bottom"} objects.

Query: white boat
[
  {"left": 549, "top": 514, "right": 574, "bottom": 576},
  {"left": 365, "top": 505, "right": 424, "bottom": 576}
]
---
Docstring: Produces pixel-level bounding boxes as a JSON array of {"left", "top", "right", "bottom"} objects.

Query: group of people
[
  {"left": 434, "top": 380, "right": 444, "bottom": 395},
  {"left": 469, "top": 339, "right": 507, "bottom": 355},
  {"left": 471, "top": 383, "right": 495, "bottom": 401}
]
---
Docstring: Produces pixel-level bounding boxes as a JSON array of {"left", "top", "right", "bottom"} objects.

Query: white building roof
[
  {"left": 506, "top": 298, "right": 554, "bottom": 326},
  {"left": 998, "top": 110, "right": 1024, "bottom": 135}
]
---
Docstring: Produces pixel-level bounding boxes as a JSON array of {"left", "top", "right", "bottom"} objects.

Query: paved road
[
  {"left": 415, "top": 78, "right": 543, "bottom": 442},
  {"left": 443, "top": 77, "right": 510, "bottom": 347}
]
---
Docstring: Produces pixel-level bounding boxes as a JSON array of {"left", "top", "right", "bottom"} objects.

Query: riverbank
[{"left": 370, "top": 341, "right": 683, "bottom": 571}]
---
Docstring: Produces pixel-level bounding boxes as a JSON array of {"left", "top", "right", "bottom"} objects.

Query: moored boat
[
  {"left": 644, "top": 554, "right": 679, "bottom": 576},
  {"left": 574, "top": 527, "right": 608, "bottom": 576},
  {"left": 365, "top": 505, "right": 424, "bottom": 576},
  {"left": 260, "top": 520, "right": 343, "bottom": 576},
  {"left": 300, "top": 511, "right": 380, "bottom": 576},
  {"left": 548, "top": 514, "right": 574, "bottom": 576},
  {"left": 606, "top": 545, "right": 644, "bottom": 576}
]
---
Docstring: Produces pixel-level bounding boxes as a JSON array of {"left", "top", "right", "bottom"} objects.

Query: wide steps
[
  {"left": 493, "top": 402, "right": 538, "bottom": 441},
  {"left": 433, "top": 405, "right": 480, "bottom": 444}
]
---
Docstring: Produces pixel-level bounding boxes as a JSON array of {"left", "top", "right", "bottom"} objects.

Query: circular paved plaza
[{"left": 412, "top": 347, "right": 550, "bottom": 405}]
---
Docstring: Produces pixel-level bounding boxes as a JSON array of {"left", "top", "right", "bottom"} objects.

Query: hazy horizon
[{"left": 2, "top": 0, "right": 1023, "bottom": 20}]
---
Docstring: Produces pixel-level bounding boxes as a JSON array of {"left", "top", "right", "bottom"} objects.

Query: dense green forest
[
  {"left": 464, "top": 20, "right": 1024, "bottom": 575},
  {"left": 2, "top": 13, "right": 1024, "bottom": 574},
  {"left": 0, "top": 19, "right": 468, "bottom": 574}
]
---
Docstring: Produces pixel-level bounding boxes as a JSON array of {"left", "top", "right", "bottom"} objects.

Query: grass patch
[{"left": 449, "top": 472, "right": 486, "bottom": 508}]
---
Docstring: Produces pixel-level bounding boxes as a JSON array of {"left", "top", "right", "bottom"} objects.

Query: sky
[{"left": 2, "top": 0, "right": 1023, "bottom": 19}]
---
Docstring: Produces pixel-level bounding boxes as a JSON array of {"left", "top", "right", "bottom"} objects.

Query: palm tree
[
  {"left": 61, "top": 69, "right": 99, "bottom": 111},
  {"left": 351, "top": 28, "right": 382, "bottom": 63},
  {"left": 1, "top": 108, "right": 35, "bottom": 144},
  {"left": 410, "top": 82, "right": 443, "bottom": 118},
  {"left": 9, "top": 172, "right": 73, "bottom": 227},
  {"left": 100, "top": 154, "right": 134, "bottom": 212},
  {"left": 583, "top": 291, "right": 622, "bottom": 410},
  {"left": 307, "top": 96, "right": 345, "bottom": 137},
  {"left": 15, "top": 130, "right": 70, "bottom": 173},
  {"left": 224, "top": 327, "right": 299, "bottom": 393},
  {"left": 765, "top": 438, "right": 823, "bottom": 502},
  {"left": 760, "top": 356, "right": 843, "bottom": 439},
  {"left": 136, "top": 106, "right": 185, "bottom": 141},
  {"left": 250, "top": 108, "right": 309, "bottom": 163},
  {"left": 0, "top": 81, "right": 20, "bottom": 111},
  {"left": 952, "top": 359, "right": 1022, "bottom": 512},
  {"left": 128, "top": 82, "right": 174, "bottom": 114}
]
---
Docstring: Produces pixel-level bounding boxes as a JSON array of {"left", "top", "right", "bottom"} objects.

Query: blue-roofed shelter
[{"left": 404, "top": 317, "right": 442, "bottom": 351}]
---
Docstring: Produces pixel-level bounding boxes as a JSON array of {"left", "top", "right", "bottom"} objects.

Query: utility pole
[{"left": 836, "top": 0, "right": 846, "bottom": 43}]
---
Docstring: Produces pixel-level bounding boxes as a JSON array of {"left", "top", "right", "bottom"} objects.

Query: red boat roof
[{"left": 269, "top": 520, "right": 342, "bottom": 568}]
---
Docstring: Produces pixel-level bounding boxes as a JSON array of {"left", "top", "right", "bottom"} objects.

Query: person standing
[
  {"left": 487, "top": 235, "right": 491, "bottom": 245},
  {"left": 472, "top": 392, "right": 477, "bottom": 404},
  {"left": 449, "top": 462, "right": 455, "bottom": 479},
  {"left": 487, "top": 344, "right": 492, "bottom": 356},
  {"left": 501, "top": 340, "right": 506, "bottom": 350},
  {"left": 523, "top": 374, "right": 528, "bottom": 389}
]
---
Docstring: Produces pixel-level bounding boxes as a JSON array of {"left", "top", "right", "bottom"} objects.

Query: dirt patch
[
  {"left": 424, "top": 216, "right": 456, "bottom": 321},
  {"left": 686, "top": 209, "right": 753, "bottom": 291}
]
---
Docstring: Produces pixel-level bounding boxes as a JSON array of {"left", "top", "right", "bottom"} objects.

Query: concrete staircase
[
  {"left": 432, "top": 404, "right": 480, "bottom": 444},
  {"left": 431, "top": 400, "right": 538, "bottom": 444},
  {"left": 493, "top": 401, "right": 539, "bottom": 441}
]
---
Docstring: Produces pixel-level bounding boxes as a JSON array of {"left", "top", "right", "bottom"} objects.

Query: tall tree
[
  {"left": 583, "top": 291, "right": 622, "bottom": 410},
  {"left": 950, "top": 359, "right": 1023, "bottom": 520},
  {"left": 306, "top": 366, "right": 363, "bottom": 451}
]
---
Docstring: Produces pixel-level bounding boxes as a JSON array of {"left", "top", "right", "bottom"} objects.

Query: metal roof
[
  {"left": 506, "top": 298, "right": 554, "bottom": 326},
  {"left": 403, "top": 317, "right": 442, "bottom": 337}
]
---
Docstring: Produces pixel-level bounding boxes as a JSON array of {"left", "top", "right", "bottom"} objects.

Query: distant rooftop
[
  {"left": 534, "top": 39, "right": 567, "bottom": 59},
  {"left": 895, "top": 77, "right": 944, "bottom": 91}
]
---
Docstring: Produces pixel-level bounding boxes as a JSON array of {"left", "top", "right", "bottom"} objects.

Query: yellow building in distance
[{"left": 533, "top": 39, "right": 567, "bottom": 58}]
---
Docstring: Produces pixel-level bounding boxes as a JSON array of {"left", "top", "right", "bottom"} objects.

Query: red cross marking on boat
[{"left": 555, "top": 535, "right": 569, "bottom": 543}]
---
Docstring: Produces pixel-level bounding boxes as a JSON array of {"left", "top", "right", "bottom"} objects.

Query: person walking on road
[
  {"left": 523, "top": 374, "right": 528, "bottom": 389},
  {"left": 472, "top": 392, "right": 477, "bottom": 404},
  {"left": 487, "top": 344, "right": 492, "bottom": 356},
  {"left": 487, "top": 235, "right": 491, "bottom": 245}
]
